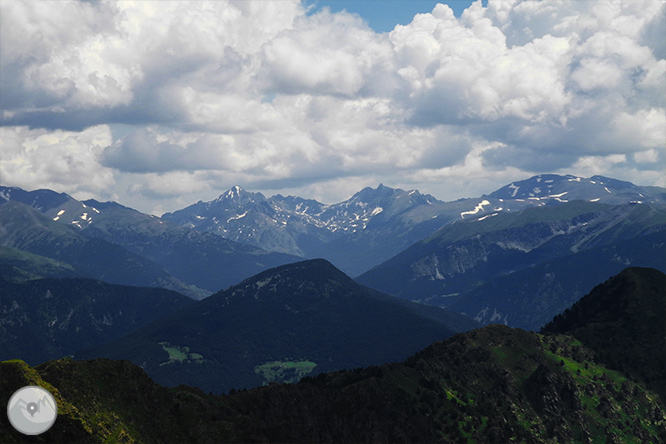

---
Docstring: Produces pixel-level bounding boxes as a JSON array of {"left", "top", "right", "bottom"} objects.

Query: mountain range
[
  {"left": 1, "top": 267, "right": 664, "bottom": 443},
  {"left": 0, "top": 187, "right": 300, "bottom": 296},
  {"left": 358, "top": 199, "right": 666, "bottom": 330},
  {"left": 1, "top": 171, "right": 664, "bottom": 442},
  {"left": 1, "top": 173, "right": 664, "bottom": 328},
  {"left": 0, "top": 200, "right": 199, "bottom": 297},
  {"left": 162, "top": 174, "right": 665, "bottom": 276}
]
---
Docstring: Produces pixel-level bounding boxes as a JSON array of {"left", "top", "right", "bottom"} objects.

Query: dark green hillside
[
  {"left": 0, "top": 358, "right": 195, "bottom": 443},
  {"left": 78, "top": 259, "right": 472, "bottom": 394},
  {"left": 0, "top": 201, "right": 198, "bottom": 297},
  {"left": 2, "top": 267, "right": 665, "bottom": 443},
  {"left": 542, "top": 267, "right": 666, "bottom": 403},
  {"left": 2, "top": 325, "right": 664, "bottom": 443},
  {"left": 0, "top": 277, "right": 194, "bottom": 365},
  {"left": 224, "top": 325, "right": 665, "bottom": 443}
]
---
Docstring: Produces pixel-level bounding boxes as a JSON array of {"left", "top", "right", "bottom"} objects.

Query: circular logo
[{"left": 7, "top": 386, "right": 57, "bottom": 435}]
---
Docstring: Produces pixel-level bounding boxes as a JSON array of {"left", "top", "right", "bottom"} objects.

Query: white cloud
[
  {"left": 634, "top": 148, "right": 660, "bottom": 164},
  {"left": 391, "top": 5, "right": 573, "bottom": 127},
  {"left": 0, "top": 125, "right": 115, "bottom": 194},
  {"left": 570, "top": 57, "right": 624, "bottom": 92},
  {"left": 259, "top": 8, "right": 396, "bottom": 97},
  {"left": 1, "top": 0, "right": 302, "bottom": 119},
  {"left": 564, "top": 150, "right": 666, "bottom": 190},
  {"left": 126, "top": 171, "right": 213, "bottom": 199},
  {"left": 604, "top": 108, "right": 666, "bottom": 150},
  {"left": 0, "top": 0, "right": 664, "bottom": 213}
]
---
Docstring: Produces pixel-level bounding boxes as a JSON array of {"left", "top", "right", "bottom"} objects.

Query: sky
[{"left": 1, "top": 0, "right": 664, "bottom": 215}]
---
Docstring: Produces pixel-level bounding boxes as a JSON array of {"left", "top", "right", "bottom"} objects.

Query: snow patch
[
  {"left": 490, "top": 308, "right": 507, "bottom": 324},
  {"left": 227, "top": 211, "right": 248, "bottom": 223},
  {"left": 229, "top": 186, "right": 242, "bottom": 198},
  {"left": 370, "top": 207, "right": 383, "bottom": 216},
  {"left": 460, "top": 200, "right": 490, "bottom": 219},
  {"left": 474, "top": 307, "right": 489, "bottom": 323},
  {"left": 509, "top": 183, "right": 519, "bottom": 197},
  {"left": 476, "top": 213, "right": 498, "bottom": 222}
]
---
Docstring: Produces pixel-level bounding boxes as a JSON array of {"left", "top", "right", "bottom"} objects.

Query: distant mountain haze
[
  {"left": 357, "top": 199, "right": 666, "bottom": 329},
  {"left": 0, "top": 201, "right": 199, "bottom": 297},
  {"left": 161, "top": 174, "right": 665, "bottom": 276},
  {"left": 2, "top": 173, "right": 664, "bottom": 329},
  {"left": 0, "top": 187, "right": 301, "bottom": 296}
]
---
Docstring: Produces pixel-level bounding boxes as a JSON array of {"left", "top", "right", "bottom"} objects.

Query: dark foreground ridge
[
  {"left": 1, "top": 267, "right": 665, "bottom": 443},
  {"left": 542, "top": 266, "right": 666, "bottom": 404}
]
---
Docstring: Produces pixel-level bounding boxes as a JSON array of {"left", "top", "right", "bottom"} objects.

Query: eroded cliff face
[{"left": 408, "top": 210, "right": 634, "bottom": 284}]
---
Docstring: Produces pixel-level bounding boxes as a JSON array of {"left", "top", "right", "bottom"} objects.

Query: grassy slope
[{"left": 0, "top": 245, "right": 80, "bottom": 281}]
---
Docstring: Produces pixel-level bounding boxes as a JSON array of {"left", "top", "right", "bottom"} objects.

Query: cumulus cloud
[
  {"left": 259, "top": 8, "right": 397, "bottom": 97},
  {"left": 0, "top": 125, "right": 115, "bottom": 195},
  {"left": 0, "top": 0, "right": 664, "bottom": 212},
  {"left": 1, "top": 0, "right": 301, "bottom": 125}
]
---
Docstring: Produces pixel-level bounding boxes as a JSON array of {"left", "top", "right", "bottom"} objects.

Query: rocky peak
[{"left": 213, "top": 185, "right": 265, "bottom": 206}]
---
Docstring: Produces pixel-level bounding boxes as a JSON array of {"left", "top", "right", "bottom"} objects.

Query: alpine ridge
[
  {"left": 161, "top": 174, "right": 665, "bottom": 276},
  {"left": 357, "top": 199, "right": 666, "bottom": 330},
  {"left": 0, "top": 187, "right": 301, "bottom": 296}
]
